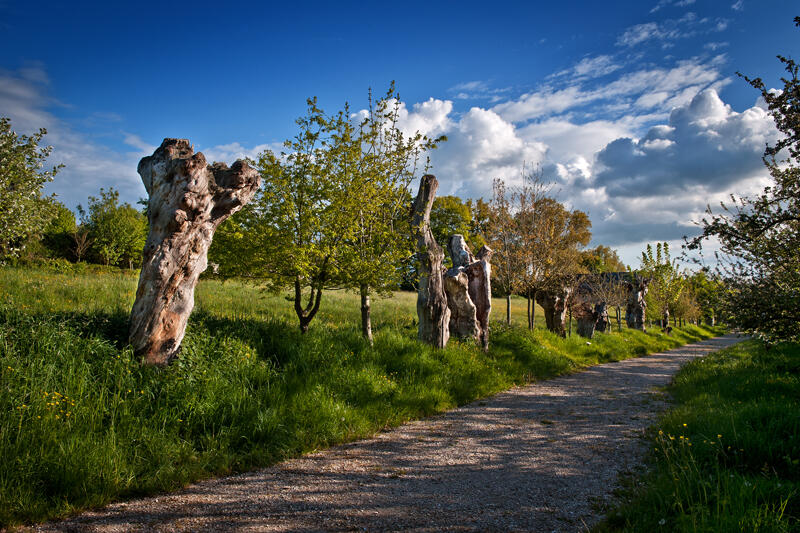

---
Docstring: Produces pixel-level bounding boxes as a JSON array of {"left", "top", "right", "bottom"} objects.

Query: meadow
[
  {"left": 0, "top": 265, "right": 721, "bottom": 526},
  {"left": 595, "top": 339, "right": 800, "bottom": 532}
]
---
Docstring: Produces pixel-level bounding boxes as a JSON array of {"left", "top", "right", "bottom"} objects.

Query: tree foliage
[
  {"left": 79, "top": 188, "right": 147, "bottom": 268},
  {"left": 0, "top": 117, "right": 62, "bottom": 258},
  {"left": 640, "top": 242, "right": 684, "bottom": 327},
  {"left": 688, "top": 17, "right": 800, "bottom": 341},
  {"left": 211, "top": 85, "right": 442, "bottom": 336}
]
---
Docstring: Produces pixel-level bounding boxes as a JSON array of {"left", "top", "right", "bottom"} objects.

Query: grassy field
[
  {"left": 595, "top": 339, "right": 800, "bottom": 532},
  {"left": 0, "top": 265, "right": 722, "bottom": 526}
]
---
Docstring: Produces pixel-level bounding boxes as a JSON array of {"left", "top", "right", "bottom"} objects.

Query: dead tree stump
[
  {"left": 624, "top": 275, "right": 650, "bottom": 332},
  {"left": 469, "top": 245, "right": 493, "bottom": 351},
  {"left": 412, "top": 175, "right": 450, "bottom": 349},
  {"left": 129, "top": 138, "right": 261, "bottom": 365},
  {"left": 536, "top": 286, "right": 572, "bottom": 337},
  {"left": 444, "top": 235, "right": 479, "bottom": 342}
]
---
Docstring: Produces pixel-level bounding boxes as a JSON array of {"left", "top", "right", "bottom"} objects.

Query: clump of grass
[
  {"left": 595, "top": 339, "right": 800, "bottom": 532},
  {"left": 0, "top": 266, "right": 722, "bottom": 526}
]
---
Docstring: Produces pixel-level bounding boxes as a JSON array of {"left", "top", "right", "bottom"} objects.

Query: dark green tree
[
  {"left": 79, "top": 188, "right": 147, "bottom": 268},
  {"left": 688, "top": 17, "right": 800, "bottom": 341}
]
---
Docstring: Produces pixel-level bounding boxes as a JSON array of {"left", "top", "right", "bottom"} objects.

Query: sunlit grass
[
  {"left": 595, "top": 339, "right": 800, "bottom": 532},
  {"left": 0, "top": 265, "right": 722, "bottom": 526}
]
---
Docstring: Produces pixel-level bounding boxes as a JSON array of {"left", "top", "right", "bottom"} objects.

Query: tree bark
[
  {"left": 506, "top": 294, "right": 511, "bottom": 325},
  {"left": 526, "top": 293, "right": 532, "bottom": 330},
  {"left": 412, "top": 175, "right": 450, "bottom": 349},
  {"left": 295, "top": 277, "right": 324, "bottom": 334},
  {"left": 129, "top": 139, "right": 260, "bottom": 365},
  {"left": 360, "top": 283, "right": 373, "bottom": 345}
]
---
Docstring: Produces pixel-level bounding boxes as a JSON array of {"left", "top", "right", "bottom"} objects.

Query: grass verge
[
  {"left": 595, "top": 339, "right": 800, "bottom": 532},
  {"left": 0, "top": 266, "right": 722, "bottom": 526}
]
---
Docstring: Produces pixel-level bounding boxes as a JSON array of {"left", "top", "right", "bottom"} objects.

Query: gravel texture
[{"left": 32, "top": 334, "right": 743, "bottom": 532}]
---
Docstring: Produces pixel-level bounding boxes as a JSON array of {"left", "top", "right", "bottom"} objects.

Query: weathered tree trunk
[
  {"left": 130, "top": 138, "right": 260, "bottom": 365},
  {"left": 568, "top": 309, "right": 572, "bottom": 337},
  {"left": 506, "top": 294, "right": 511, "bottom": 325},
  {"left": 624, "top": 275, "right": 649, "bottom": 331},
  {"left": 442, "top": 235, "right": 493, "bottom": 350},
  {"left": 465, "top": 244, "right": 493, "bottom": 351},
  {"left": 412, "top": 175, "right": 450, "bottom": 348},
  {"left": 594, "top": 303, "right": 609, "bottom": 333},
  {"left": 360, "top": 283, "right": 373, "bottom": 345},
  {"left": 444, "top": 235, "right": 479, "bottom": 341},
  {"left": 535, "top": 288, "right": 571, "bottom": 338}
]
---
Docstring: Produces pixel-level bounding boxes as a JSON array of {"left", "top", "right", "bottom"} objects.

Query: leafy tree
[
  {"left": 41, "top": 200, "right": 77, "bottom": 259},
  {"left": 487, "top": 178, "right": 522, "bottom": 324},
  {"left": 467, "top": 197, "right": 491, "bottom": 251},
  {"left": 213, "top": 87, "right": 442, "bottom": 337},
  {"left": 581, "top": 245, "right": 626, "bottom": 273},
  {"left": 687, "top": 17, "right": 800, "bottom": 341},
  {"left": 79, "top": 188, "right": 147, "bottom": 268},
  {"left": 335, "top": 86, "right": 442, "bottom": 343},
  {"left": 429, "top": 195, "right": 472, "bottom": 257},
  {"left": 640, "top": 243, "right": 683, "bottom": 328},
  {"left": 0, "top": 117, "right": 62, "bottom": 258}
]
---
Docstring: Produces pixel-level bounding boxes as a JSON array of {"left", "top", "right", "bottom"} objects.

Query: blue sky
[{"left": 0, "top": 0, "right": 797, "bottom": 265}]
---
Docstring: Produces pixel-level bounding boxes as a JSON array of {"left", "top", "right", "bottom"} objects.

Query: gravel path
[{"left": 35, "top": 334, "right": 743, "bottom": 532}]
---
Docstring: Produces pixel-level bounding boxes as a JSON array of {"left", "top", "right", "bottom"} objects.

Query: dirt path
[{"left": 35, "top": 334, "right": 743, "bottom": 532}]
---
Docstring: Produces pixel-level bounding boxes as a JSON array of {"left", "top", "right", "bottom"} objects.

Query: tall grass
[
  {"left": 0, "top": 266, "right": 721, "bottom": 526},
  {"left": 595, "top": 340, "right": 800, "bottom": 532}
]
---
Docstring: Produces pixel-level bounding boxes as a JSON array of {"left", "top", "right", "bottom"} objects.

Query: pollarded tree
[{"left": 0, "top": 117, "right": 62, "bottom": 258}]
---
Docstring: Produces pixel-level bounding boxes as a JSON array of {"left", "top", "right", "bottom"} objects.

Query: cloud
[
  {"left": 731, "top": 0, "right": 744, "bottom": 11},
  {"left": 551, "top": 55, "right": 623, "bottom": 81},
  {"left": 616, "top": 12, "right": 729, "bottom": 48},
  {"left": 0, "top": 66, "right": 149, "bottom": 210},
  {"left": 198, "top": 142, "right": 281, "bottom": 164},
  {"left": 594, "top": 89, "right": 775, "bottom": 198},
  {"left": 650, "top": 0, "right": 696, "bottom": 14},
  {"left": 492, "top": 55, "right": 727, "bottom": 123}
]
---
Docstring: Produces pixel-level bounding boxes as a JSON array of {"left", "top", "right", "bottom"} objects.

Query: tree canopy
[
  {"left": 0, "top": 117, "right": 62, "bottom": 258},
  {"left": 688, "top": 17, "right": 800, "bottom": 341}
]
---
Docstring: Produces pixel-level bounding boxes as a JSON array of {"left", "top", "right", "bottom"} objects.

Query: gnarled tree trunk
[
  {"left": 412, "top": 175, "right": 450, "bottom": 348},
  {"left": 624, "top": 276, "right": 650, "bottom": 332},
  {"left": 130, "top": 138, "right": 261, "bottom": 366},
  {"left": 442, "top": 234, "right": 493, "bottom": 350},
  {"left": 468, "top": 245, "right": 493, "bottom": 351},
  {"left": 536, "top": 287, "right": 571, "bottom": 338}
]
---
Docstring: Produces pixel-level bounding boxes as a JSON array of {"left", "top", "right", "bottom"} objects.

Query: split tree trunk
[
  {"left": 295, "top": 277, "right": 324, "bottom": 334},
  {"left": 411, "top": 175, "right": 450, "bottom": 349},
  {"left": 129, "top": 138, "right": 260, "bottom": 365}
]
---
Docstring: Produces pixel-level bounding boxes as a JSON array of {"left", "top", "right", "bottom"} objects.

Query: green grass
[
  {"left": 0, "top": 265, "right": 722, "bottom": 526},
  {"left": 595, "top": 339, "right": 800, "bottom": 532}
]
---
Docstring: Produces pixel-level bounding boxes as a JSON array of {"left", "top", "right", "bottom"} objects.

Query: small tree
[
  {"left": 79, "top": 188, "right": 147, "bottom": 268},
  {"left": 640, "top": 243, "right": 683, "bottom": 329},
  {"left": 487, "top": 178, "right": 522, "bottom": 324},
  {"left": 335, "top": 86, "right": 442, "bottom": 343},
  {"left": 0, "top": 117, "right": 62, "bottom": 258}
]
